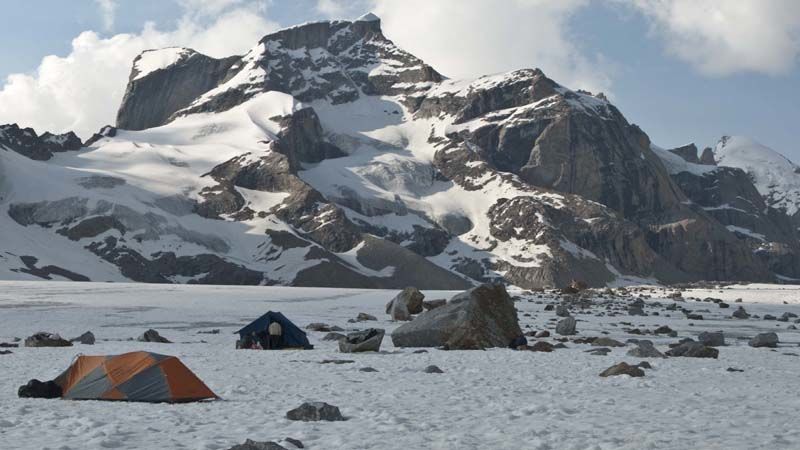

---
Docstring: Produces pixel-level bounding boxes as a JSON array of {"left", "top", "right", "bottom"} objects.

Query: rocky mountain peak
[{"left": 0, "top": 123, "right": 82, "bottom": 161}]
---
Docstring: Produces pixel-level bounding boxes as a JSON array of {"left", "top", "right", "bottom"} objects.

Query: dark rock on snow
[
  {"left": 339, "top": 328, "right": 385, "bottom": 353},
  {"left": 24, "top": 332, "right": 72, "bottom": 348},
  {"left": 392, "top": 283, "right": 522, "bottom": 349},
  {"left": 286, "top": 402, "right": 345, "bottom": 422},
  {"left": 138, "top": 329, "right": 171, "bottom": 343},
  {"left": 749, "top": 332, "right": 779, "bottom": 348},
  {"left": 600, "top": 362, "right": 645, "bottom": 378}
]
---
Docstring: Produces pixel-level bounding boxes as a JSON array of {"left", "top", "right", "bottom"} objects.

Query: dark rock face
[
  {"left": 0, "top": 123, "right": 82, "bottom": 160},
  {"left": 668, "top": 144, "right": 700, "bottom": 164},
  {"left": 138, "top": 329, "right": 171, "bottom": 343},
  {"left": 391, "top": 283, "right": 522, "bottom": 349},
  {"left": 670, "top": 166, "right": 800, "bottom": 279},
  {"left": 70, "top": 331, "right": 95, "bottom": 345},
  {"left": 117, "top": 49, "right": 240, "bottom": 130}
]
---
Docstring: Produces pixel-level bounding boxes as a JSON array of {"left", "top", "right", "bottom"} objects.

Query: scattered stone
[
  {"left": 286, "top": 402, "right": 345, "bottom": 422},
  {"left": 70, "top": 331, "right": 95, "bottom": 345},
  {"left": 359, "top": 367, "right": 378, "bottom": 372},
  {"left": 555, "top": 317, "right": 577, "bottom": 336},
  {"left": 732, "top": 306, "right": 750, "bottom": 319},
  {"left": 198, "top": 329, "right": 221, "bottom": 334},
  {"left": 18, "top": 379, "right": 62, "bottom": 398},
  {"left": 666, "top": 341, "right": 719, "bottom": 358},
  {"left": 24, "top": 332, "right": 72, "bottom": 348},
  {"left": 636, "top": 361, "right": 652, "bottom": 369},
  {"left": 355, "top": 313, "right": 377, "bottom": 322},
  {"left": 284, "top": 438, "right": 304, "bottom": 449},
  {"left": 653, "top": 325, "right": 674, "bottom": 335},
  {"left": 628, "top": 306, "right": 645, "bottom": 316},
  {"left": 555, "top": 305, "right": 570, "bottom": 317},
  {"left": 763, "top": 314, "right": 777, "bottom": 321},
  {"left": 137, "top": 329, "right": 171, "bottom": 343},
  {"left": 535, "top": 330, "right": 550, "bottom": 338},
  {"left": 422, "top": 299, "right": 446, "bottom": 311},
  {"left": 600, "top": 362, "right": 644, "bottom": 377},
  {"left": 306, "top": 323, "right": 342, "bottom": 332},
  {"left": 592, "top": 337, "right": 625, "bottom": 347},
  {"left": 698, "top": 331, "right": 725, "bottom": 347},
  {"left": 585, "top": 347, "right": 611, "bottom": 356},
  {"left": 226, "top": 439, "right": 288, "bottom": 450},
  {"left": 392, "top": 284, "right": 522, "bottom": 349},
  {"left": 627, "top": 341, "right": 666, "bottom": 358},
  {"left": 685, "top": 313, "right": 704, "bottom": 321},
  {"left": 543, "top": 304, "right": 555, "bottom": 311},
  {"left": 528, "top": 341, "right": 554, "bottom": 352},
  {"left": 424, "top": 365, "right": 444, "bottom": 374},
  {"left": 0, "top": 342, "right": 19, "bottom": 348},
  {"left": 0, "top": 350, "right": 12, "bottom": 355},
  {"left": 322, "top": 332, "right": 346, "bottom": 341},
  {"left": 339, "top": 328, "right": 385, "bottom": 353},
  {"left": 726, "top": 367, "right": 744, "bottom": 372},
  {"left": 319, "top": 359, "right": 355, "bottom": 364},
  {"left": 412, "top": 349, "right": 428, "bottom": 354},
  {"left": 749, "top": 332, "right": 779, "bottom": 348},
  {"left": 386, "top": 287, "right": 425, "bottom": 320}
]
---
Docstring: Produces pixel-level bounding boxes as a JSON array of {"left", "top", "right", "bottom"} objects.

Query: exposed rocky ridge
[{"left": 0, "top": 124, "right": 82, "bottom": 160}]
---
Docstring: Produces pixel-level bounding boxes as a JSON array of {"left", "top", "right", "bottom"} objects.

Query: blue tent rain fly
[{"left": 236, "top": 311, "right": 312, "bottom": 349}]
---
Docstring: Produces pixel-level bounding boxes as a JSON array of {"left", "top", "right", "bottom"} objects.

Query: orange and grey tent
[{"left": 54, "top": 351, "right": 218, "bottom": 403}]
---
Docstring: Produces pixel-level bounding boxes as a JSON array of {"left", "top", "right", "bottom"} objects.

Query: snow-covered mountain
[
  {"left": 2, "top": 14, "right": 799, "bottom": 287},
  {"left": 714, "top": 136, "right": 800, "bottom": 221}
]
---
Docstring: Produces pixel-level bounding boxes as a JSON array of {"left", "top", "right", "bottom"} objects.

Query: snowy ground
[{"left": 1, "top": 281, "right": 800, "bottom": 450}]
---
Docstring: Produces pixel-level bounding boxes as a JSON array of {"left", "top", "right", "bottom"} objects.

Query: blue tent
[{"left": 236, "top": 311, "right": 312, "bottom": 349}]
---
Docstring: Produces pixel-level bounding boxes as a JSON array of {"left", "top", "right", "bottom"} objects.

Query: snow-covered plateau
[{"left": 2, "top": 281, "right": 800, "bottom": 450}]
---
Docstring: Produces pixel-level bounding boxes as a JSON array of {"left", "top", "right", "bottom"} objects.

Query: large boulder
[
  {"left": 391, "top": 283, "right": 522, "bottom": 349},
  {"left": 339, "top": 328, "right": 385, "bottom": 353},
  {"left": 386, "top": 287, "right": 425, "bottom": 321},
  {"left": 555, "top": 317, "right": 577, "bottom": 336},
  {"left": 749, "top": 332, "right": 779, "bottom": 348},
  {"left": 626, "top": 341, "right": 665, "bottom": 358},
  {"left": 24, "top": 332, "right": 72, "bottom": 348}
]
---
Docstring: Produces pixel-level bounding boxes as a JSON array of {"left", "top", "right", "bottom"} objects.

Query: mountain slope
[{"left": 1, "top": 15, "right": 796, "bottom": 287}]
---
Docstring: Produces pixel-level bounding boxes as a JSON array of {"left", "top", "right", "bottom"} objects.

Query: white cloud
[
  {"left": 624, "top": 0, "right": 800, "bottom": 76},
  {"left": 317, "top": 0, "right": 612, "bottom": 94},
  {"left": 94, "top": 0, "right": 117, "bottom": 32},
  {"left": 0, "top": 3, "right": 278, "bottom": 139}
]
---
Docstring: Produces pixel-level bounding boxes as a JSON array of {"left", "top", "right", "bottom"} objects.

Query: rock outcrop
[{"left": 391, "top": 284, "right": 522, "bottom": 349}]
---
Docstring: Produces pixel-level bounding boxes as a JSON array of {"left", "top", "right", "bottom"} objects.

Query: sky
[{"left": 0, "top": 0, "right": 798, "bottom": 159}]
